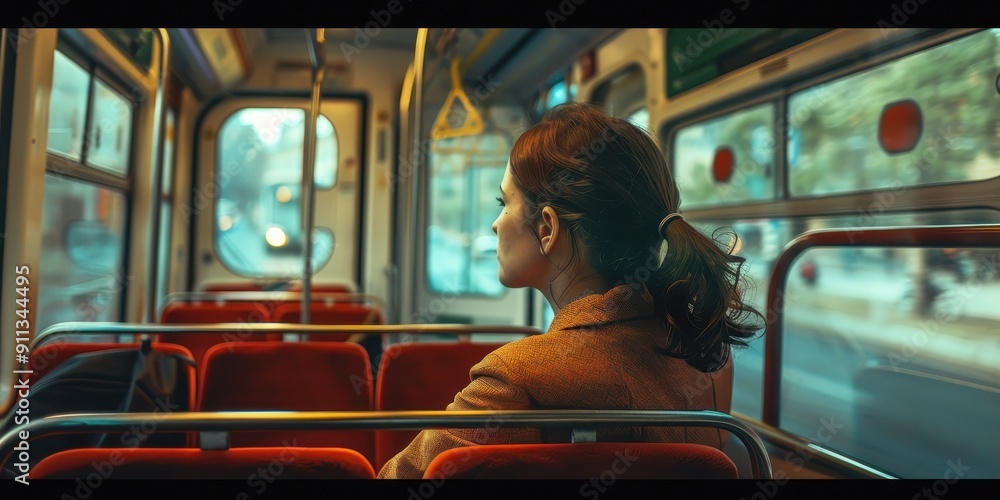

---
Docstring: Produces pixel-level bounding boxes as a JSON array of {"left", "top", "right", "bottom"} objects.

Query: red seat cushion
[
  {"left": 424, "top": 442, "right": 738, "bottom": 479},
  {"left": 32, "top": 447, "right": 374, "bottom": 479}
]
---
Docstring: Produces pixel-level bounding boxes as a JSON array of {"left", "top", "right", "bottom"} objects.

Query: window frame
[
  {"left": 659, "top": 29, "right": 998, "bottom": 221},
  {"left": 589, "top": 62, "right": 647, "bottom": 120},
  {"left": 47, "top": 41, "right": 135, "bottom": 191},
  {"left": 209, "top": 104, "right": 342, "bottom": 279},
  {"left": 40, "top": 38, "right": 138, "bottom": 328}
]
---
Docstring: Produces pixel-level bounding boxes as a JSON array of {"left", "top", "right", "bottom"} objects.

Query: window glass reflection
[
  {"left": 47, "top": 51, "right": 90, "bottom": 162},
  {"left": 214, "top": 108, "right": 338, "bottom": 277},
  {"left": 38, "top": 175, "right": 127, "bottom": 334}
]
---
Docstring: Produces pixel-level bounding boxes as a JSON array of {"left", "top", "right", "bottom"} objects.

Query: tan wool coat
[{"left": 377, "top": 284, "right": 733, "bottom": 479}]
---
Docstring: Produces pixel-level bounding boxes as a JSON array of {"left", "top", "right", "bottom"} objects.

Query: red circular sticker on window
[{"left": 713, "top": 147, "right": 735, "bottom": 183}]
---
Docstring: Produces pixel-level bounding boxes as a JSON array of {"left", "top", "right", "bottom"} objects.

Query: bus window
[
  {"left": 38, "top": 45, "right": 136, "bottom": 336},
  {"left": 781, "top": 244, "right": 1000, "bottom": 478},
  {"left": 590, "top": 63, "right": 646, "bottom": 126},
  {"left": 541, "top": 300, "right": 554, "bottom": 331},
  {"left": 46, "top": 50, "right": 89, "bottom": 163},
  {"left": 314, "top": 116, "right": 338, "bottom": 189},
  {"left": 535, "top": 76, "right": 577, "bottom": 117},
  {"left": 693, "top": 208, "right": 1000, "bottom": 423},
  {"left": 545, "top": 80, "right": 574, "bottom": 109},
  {"left": 85, "top": 77, "right": 133, "bottom": 176},
  {"left": 673, "top": 102, "right": 776, "bottom": 210},
  {"left": 214, "top": 108, "right": 337, "bottom": 277},
  {"left": 426, "top": 133, "right": 509, "bottom": 297},
  {"left": 626, "top": 107, "right": 649, "bottom": 129},
  {"left": 789, "top": 29, "right": 1000, "bottom": 197},
  {"left": 37, "top": 176, "right": 127, "bottom": 333}
]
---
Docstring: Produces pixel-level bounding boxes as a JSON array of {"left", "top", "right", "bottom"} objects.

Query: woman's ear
[{"left": 537, "top": 205, "right": 560, "bottom": 255}]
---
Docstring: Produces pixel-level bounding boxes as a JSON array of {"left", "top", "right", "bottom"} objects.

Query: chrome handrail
[
  {"left": 0, "top": 409, "right": 771, "bottom": 479},
  {"left": 30, "top": 322, "right": 543, "bottom": 352},
  {"left": 763, "top": 224, "right": 1000, "bottom": 425}
]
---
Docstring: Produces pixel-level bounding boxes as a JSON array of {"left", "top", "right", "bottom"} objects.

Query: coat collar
[{"left": 548, "top": 284, "right": 656, "bottom": 332}]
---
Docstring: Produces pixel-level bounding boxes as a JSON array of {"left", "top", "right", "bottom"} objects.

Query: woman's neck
[{"left": 541, "top": 272, "right": 609, "bottom": 315}]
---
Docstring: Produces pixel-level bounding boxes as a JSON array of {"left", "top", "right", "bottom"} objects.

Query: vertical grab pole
[
  {"left": 390, "top": 62, "right": 415, "bottom": 325},
  {"left": 146, "top": 29, "right": 170, "bottom": 325},
  {"left": 301, "top": 28, "right": 326, "bottom": 325},
  {"left": 408, "top": 29, "right": 429, "bottom": 320}
]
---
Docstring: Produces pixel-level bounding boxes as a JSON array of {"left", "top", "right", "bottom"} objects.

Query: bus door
[{"left": 193, "top": 97, "right": 364, "bottom": 289}]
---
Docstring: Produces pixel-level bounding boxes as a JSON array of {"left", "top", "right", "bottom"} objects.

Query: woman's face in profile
[{"left": 492, "top": 161, "right": 547, "bottom": 290}]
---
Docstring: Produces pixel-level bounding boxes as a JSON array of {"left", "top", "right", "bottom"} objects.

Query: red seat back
[
  {"left": 27, "top": 341, "right": 197, "bottom": 410},
  {"left": 374, "top": 342, "right": 503, "bottom": 469},
  {"left": 424, "top": 443, "right": 738, "bottom": 479},
  {"left": 158, "top": 301, "right": 278, "bottom": 368},
  {"left": 272, "top": 301, "right": 384, "bottom": 342},
  {"left": 197, "top": 342, "right": 374, "bottom": 464},
  {"left": 32, "top": 447, "right": 375, "bottom": 479}
]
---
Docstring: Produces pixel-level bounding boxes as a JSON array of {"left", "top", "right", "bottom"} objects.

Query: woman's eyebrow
[{"left": 498, "top": 185, "right": 505, "bottom": 195}]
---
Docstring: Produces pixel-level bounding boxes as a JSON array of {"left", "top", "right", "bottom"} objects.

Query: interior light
[{"left": 265, "top": 226, "right": 288, "bottom": 247}]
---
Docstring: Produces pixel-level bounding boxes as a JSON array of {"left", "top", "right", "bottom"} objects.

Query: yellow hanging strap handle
[{"left": 431, "top": 57, "right": 486, "bottom": 140}]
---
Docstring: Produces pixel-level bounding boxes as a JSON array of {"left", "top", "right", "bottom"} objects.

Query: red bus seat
[
  {"left": 32, "top": 447, "right": 375, "bottom": 479},
  {"left": 424, "top": 442, "right": 738, "bottom": 479},
  {"left": 374, "top": 342, "right": 504, "bottom": 469},
  {"left": 157, "top": 301, "right": 278, "bottom": 368},
  {"left": 197, "top": 342, "right": 375, "bottom": 465},
  {"left": 27, "top": 341, "right": 197, "bottom": 410},
  {"left": 272, "top": 301, "right": 384, "bottom": 342}
]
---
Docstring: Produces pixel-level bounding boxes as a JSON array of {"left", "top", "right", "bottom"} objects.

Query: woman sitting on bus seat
[{"left": 377, "top": 102, "right": 763, "bottom": 479}]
